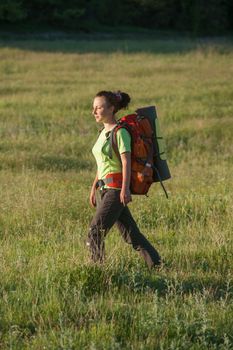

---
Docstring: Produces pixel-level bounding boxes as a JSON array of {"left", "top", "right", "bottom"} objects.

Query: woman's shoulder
[{"left": 116, "top": 127, "right": 131, "bottom": 140}]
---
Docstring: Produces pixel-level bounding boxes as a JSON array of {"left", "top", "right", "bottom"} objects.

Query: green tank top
[{"left": 92, "top": 128, "right": 131, "bottom": 189}]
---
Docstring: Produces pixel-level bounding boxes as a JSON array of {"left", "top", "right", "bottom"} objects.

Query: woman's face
[{"left": 92, "top": 96, "right": 114, "bottom": 123}]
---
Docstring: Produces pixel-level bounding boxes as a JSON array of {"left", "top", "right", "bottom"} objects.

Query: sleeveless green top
[{"left": 92, "top": 128, "right": 131, "bottom": 189}]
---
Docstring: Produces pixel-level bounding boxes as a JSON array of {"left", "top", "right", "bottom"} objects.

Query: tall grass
[{"left": 0, "top": 37, "right": 232, "bottom": 349}]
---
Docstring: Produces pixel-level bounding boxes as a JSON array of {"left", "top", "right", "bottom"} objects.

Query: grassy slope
[{"left": 0, "top": 37, "right": 232, "bottom": 349}]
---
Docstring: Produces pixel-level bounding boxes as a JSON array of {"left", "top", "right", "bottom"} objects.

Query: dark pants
[{"left": 87, "top": 189, "right": 161, "bottom": 268}]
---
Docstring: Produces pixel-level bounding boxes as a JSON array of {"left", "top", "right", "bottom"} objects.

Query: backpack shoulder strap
[
  {"left": 109, "top": 121, "right": 132, "bottom": 161},
  {"left": 109, "top": 124, "right": 122, "bottom": 162}
]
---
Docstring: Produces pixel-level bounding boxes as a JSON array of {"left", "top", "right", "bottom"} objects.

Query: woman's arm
[
  {"left": 120, "top": 152, "right": 132, "bottom": 206},
  {"left": 90, "top": 171, "right": 98, "bottom": 207}
]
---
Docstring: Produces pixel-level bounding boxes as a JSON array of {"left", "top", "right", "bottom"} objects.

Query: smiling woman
[{"left": 86, "top": 90, "right": 161, "bottom": 268}]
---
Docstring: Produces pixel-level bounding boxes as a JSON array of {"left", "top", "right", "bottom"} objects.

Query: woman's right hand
[{"left": 89, "top": 189, "right": 96, "bottom": 208}]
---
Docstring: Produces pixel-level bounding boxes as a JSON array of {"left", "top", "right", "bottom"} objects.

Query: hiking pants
[{"left": 87, "top": 189, "right": 161, "bottom": 268}]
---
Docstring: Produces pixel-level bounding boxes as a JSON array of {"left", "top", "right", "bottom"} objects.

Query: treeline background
[{"left": 1, "top": 0, "right": 233, "bottom": 35}]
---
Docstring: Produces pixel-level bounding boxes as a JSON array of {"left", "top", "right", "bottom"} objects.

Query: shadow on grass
[
  {"left": 33, "top": 155, "right": 92, "bottom": 171},
  {"left": 0, "top": 32, "right": 232, "bottom": 54},
  {"left": 58, "top": 264, "right": 232, "bottom": 300},
  {"left": 0, "top": 154, "right": 93, "bottom": 172}
]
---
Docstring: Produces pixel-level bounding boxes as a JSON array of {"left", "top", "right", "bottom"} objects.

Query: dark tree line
[{"left": 0, "top": 0, "right": 233, "bottom": 35}]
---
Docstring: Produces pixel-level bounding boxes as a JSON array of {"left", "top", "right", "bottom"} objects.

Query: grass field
[{"left": 0, "top": 36, "right": 233, "bottom": 349}]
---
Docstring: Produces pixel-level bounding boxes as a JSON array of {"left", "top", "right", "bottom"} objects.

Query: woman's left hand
[{"left": 120, "top": 188, "right": 132, "bottom": 206}]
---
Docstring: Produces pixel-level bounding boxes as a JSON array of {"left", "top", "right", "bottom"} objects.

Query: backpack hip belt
[{"left": 96, "top": 172, "right": 123, "bottom": 190}]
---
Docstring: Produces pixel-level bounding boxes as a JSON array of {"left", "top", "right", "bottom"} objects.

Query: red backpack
[
  {"left": 108, "top": 107, "right": 171, "bottom": 197},
  {"left": 109, "top": 113, "right": 155, "bottom": 195}
]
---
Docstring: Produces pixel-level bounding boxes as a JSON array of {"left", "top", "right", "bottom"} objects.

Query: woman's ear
[
  {"left": 108, "top": 106, "right": 115, "bottom": 114},
  {"left": 109, "top": 104, "right": 115, "bottom": 114}
]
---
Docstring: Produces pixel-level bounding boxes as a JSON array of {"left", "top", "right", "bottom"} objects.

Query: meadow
[{"left": 0, "top": 35, "right": 232, "bottom": 349}]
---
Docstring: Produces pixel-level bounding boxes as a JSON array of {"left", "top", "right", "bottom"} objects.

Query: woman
[{"left": 87, "top": 90, "right": 161, "bottom": 269}]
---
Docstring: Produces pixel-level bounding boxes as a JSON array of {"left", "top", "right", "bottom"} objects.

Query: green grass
[{"left": 0, "top": 36, "right": 232, "bottom": 349}]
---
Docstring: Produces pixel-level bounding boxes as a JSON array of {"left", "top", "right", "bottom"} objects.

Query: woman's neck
[{"left": 103, "top": 117, "right": 117, "bottom": 132}]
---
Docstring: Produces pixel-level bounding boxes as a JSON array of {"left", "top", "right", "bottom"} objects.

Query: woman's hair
[{"left": 95, "top": 90, "right": 131, "bottom": 113}]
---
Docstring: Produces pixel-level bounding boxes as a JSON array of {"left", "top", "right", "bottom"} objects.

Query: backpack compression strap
[{"left": 152, "top": 166, "right": 169, "bottom": 198}]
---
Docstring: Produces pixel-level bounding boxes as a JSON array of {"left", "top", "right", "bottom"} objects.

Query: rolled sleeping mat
[{"left": 135, "top": 105, "right": 171, "bottom": 183}]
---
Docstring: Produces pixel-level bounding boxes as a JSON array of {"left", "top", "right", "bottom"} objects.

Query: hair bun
[{"left": 115, "top": 91, "right": 131, "bottom": 110}]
